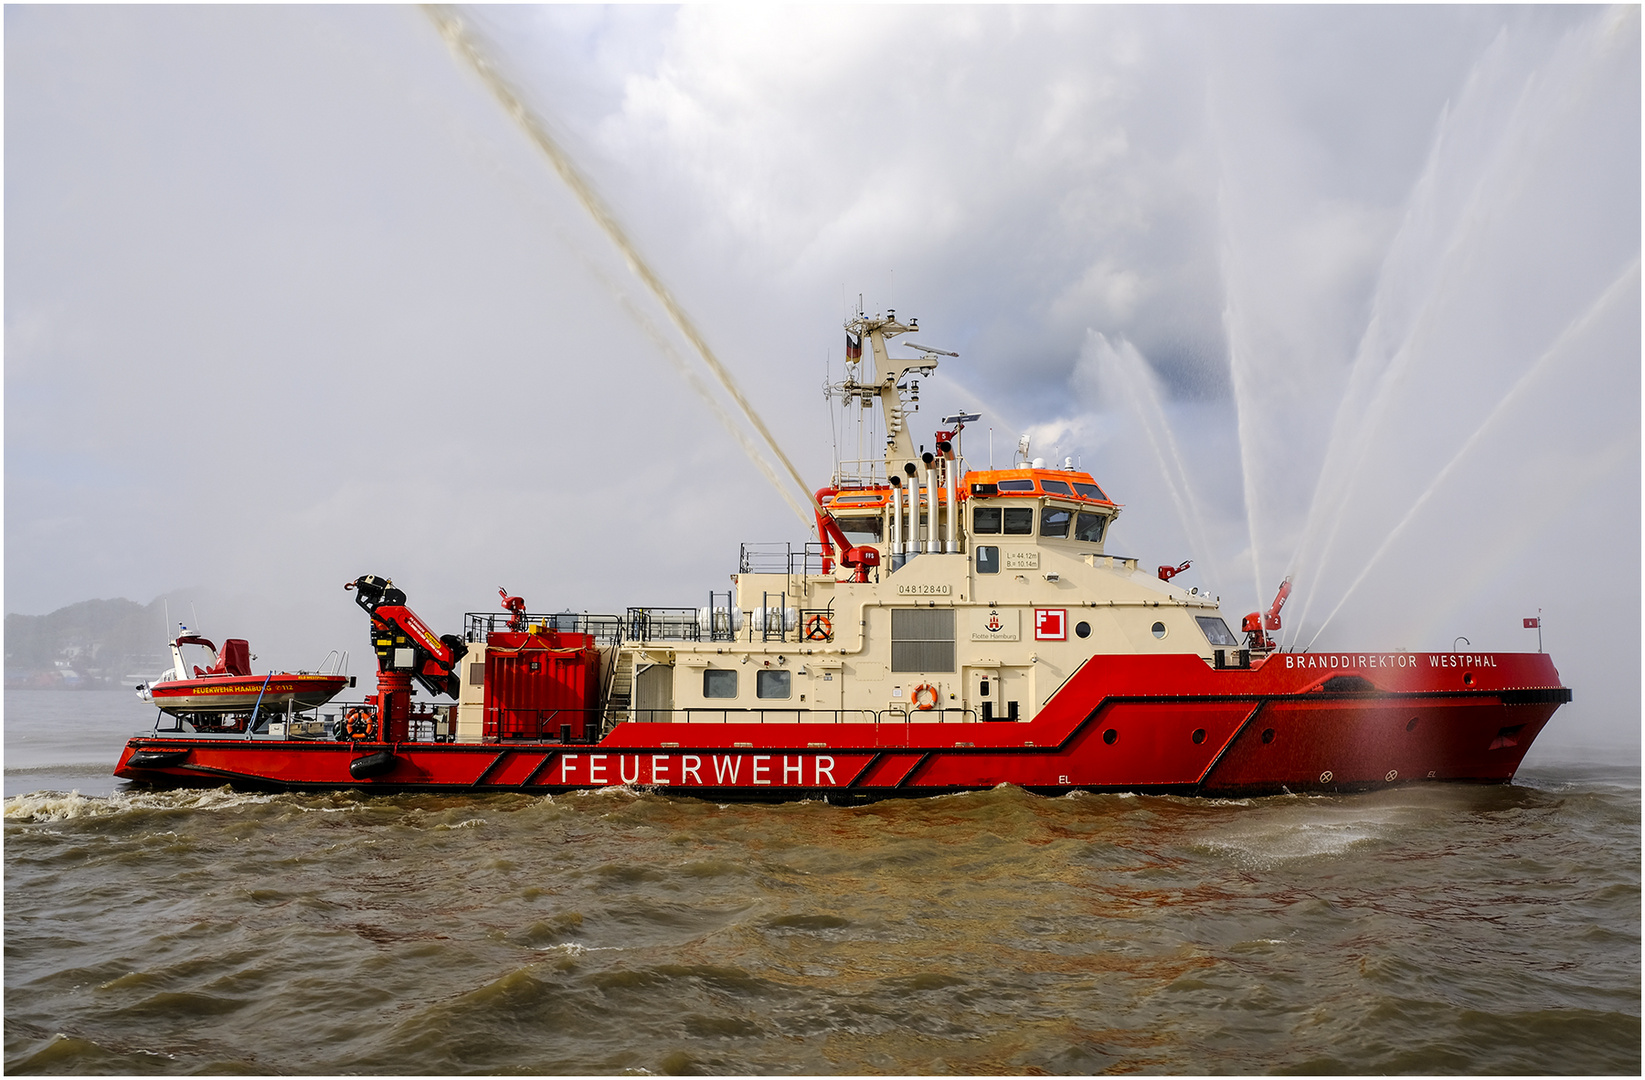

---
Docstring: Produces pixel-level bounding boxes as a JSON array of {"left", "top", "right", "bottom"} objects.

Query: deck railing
[
  {"left": 624, "top": 707, "right": 980, "bottom": 726},
  {"left": 463, "top": 611, "right": 623, "bottom": 644}
]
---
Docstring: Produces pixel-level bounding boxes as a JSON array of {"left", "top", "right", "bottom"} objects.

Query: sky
[{"left": 6, "top": 6, "right": 1639, "bottom": 754}]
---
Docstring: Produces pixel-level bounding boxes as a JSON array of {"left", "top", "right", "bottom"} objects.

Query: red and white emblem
[
  {"left": 986, "top": 612, "right": 1003, "bottom": 633},
  {"left": 1034, "top": 609, "right": 1066, "bottom": 640}
]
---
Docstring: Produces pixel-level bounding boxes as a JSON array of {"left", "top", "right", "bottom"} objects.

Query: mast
[{"left": 836, "top": 308, "right": 956, "bottom": 483}]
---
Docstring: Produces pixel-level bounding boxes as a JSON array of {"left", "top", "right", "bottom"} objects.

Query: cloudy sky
[{"left": 7, "top": 6, "right": 1638, "bottom": 752}]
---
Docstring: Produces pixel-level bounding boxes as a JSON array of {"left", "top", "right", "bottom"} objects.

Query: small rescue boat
[{"left": 136, "top": 632, "right": 349, "bottom": 718}]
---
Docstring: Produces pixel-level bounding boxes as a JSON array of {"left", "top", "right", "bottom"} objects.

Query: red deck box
[{"left": 483, "top": 631, "right": 602, "bottom": 741}]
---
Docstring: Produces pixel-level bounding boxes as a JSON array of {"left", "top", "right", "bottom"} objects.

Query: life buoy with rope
[
  {"left": 805, "top": 614, "right": 833, "bottom": 641},
  {"left": 344, "top": 708, "right": 377, "bottom": 742},
  {"left": 912, "top": 683, "right": 940, "bottom": 711}
]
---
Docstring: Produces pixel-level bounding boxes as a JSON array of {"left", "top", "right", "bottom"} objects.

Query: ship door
[
  {"left": 634, "top": 664, "right": 674, "bottom": 722},
  {"left": 810, "top": 662, "right": 843, "bottom": 717},
  {"left": 996, "top": 666, "right": 1033, "bottom": 722},
  {"left": 970, "top": 667, "right": 1003, "bottom": 721}
]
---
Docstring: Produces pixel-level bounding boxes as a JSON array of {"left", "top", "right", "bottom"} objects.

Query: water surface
[{"left": 5, "top": 692, "right": 1638, "bottom": 1074}]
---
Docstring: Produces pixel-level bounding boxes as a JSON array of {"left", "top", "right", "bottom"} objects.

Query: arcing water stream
[{"left": 426, "top": 6, "right": 820, "bottom": 528}]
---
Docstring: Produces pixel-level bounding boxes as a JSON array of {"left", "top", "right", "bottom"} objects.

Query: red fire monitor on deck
[{"left": 1242, "top": 577, "right": 1293, "bottom": 652}]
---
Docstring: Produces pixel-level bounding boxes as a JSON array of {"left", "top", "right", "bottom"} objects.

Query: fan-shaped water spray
[
  {"left": 1303, "top": 256, "right": 1641, "bottom": 649},
  {"left": 1201, "top": 8, "right": 1641, "bottom": 652}
]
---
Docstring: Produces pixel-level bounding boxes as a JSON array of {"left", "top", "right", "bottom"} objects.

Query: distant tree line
[{"left": 5, "top": 598, "right": 173, "bottom": 689}]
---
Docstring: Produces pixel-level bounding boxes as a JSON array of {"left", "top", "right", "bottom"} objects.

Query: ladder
[{"left": 602, "top": 647, "right": 636, "bottom": 734}]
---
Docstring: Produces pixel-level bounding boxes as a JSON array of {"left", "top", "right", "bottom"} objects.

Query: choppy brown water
[{"left": 4, "top": 693, "right": 1640, "bottom": 1074}]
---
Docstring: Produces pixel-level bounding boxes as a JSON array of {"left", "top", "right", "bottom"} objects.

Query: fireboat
[{"left": 116, "top": 309, "right": 1569, "bottom": 798}]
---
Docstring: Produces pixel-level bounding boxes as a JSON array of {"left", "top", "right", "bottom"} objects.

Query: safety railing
[
  {"left": 624, "top": 707, "right": 979, "bottom": 725},
  {"left": 737, "top": 542, "right": 829, "bottom": 577},
  {"left": 464, "top": 611, "right": 623, "bottom": 644},
  {"left": 489, "top": 707, "right": 601, "bottom": 742},
  {"left": 626, "top": 607, "right": 703, "bottom": 642}
]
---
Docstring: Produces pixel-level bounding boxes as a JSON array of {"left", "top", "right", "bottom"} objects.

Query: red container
[{"left": 483, "top": 631, "right": 602, "bottom": 741}]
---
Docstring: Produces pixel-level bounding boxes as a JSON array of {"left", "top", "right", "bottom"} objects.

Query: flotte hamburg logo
[{"left": 986, "top": 612, "right": 1003, "bottom": 633}]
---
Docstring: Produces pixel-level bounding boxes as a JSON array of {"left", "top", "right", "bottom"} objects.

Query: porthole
[
  {"left": 1406, "top": 716, "right": 1419, "bottom": 732},
  {"left": 1102, "top": 728, "right": 1118, "bottom": 745},
  {"left": 1075, "top": 621, "right": 1091, "bottom": 639},
  {"left": 1151, "top": 621, "right": 1167, "bottom": 639},
  {"left": 1261, "top": 728, "right": 1275, "bottom": 744},
  {"left": 1463, "top": 672, "right": 1474, "bottom": 686},
  {"left": 1192, "top": 729, "right": 1206, "bottom": 744}
]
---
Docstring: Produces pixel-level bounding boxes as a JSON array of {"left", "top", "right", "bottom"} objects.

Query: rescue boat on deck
[
  {"left": 136, "top": 632, "right": 350, "bottom": 718},
  {"left": 116, "top": 309, "right": 1569, "bottom": 798}
]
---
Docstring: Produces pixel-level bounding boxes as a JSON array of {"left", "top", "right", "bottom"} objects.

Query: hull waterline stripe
[
  {"left": 470, "top": 752, "right": 509, "bottom": 787},
  {"left": 893, "top": 752, "right": 934, "bottom": 789},
  {"left": 518, "top": 753, "right": 557, "bottom": 788},
  {"left": 1192, "top": 700, "right": 1268, "bottom": 790},
  {"left": 845, "top": 753, "right": 883, "bottom": 789}
]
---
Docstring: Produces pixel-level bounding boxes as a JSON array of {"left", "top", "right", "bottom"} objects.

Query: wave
[{"left": 3, "top": 785, "right": 279, "bottom": 823}]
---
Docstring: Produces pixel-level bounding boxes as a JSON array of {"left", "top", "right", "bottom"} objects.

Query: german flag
[{"left": 846, "top": 333, "right": 862, "bottom": 360}]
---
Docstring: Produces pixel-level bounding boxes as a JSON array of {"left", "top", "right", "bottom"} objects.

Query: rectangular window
[
  {"left": 1040, "top": 479, "right": 1072, "bottom": 495},
  {"left": 1041, "top": 507, "right": 1072, "bottom": 538},
  {"left": 1003, "top": 507, "right": 1034, "bottom": 535},
  {"left": 1196, "top": 616, "right": 1240, "bottom": 646},
  {"left": 838, "top": 515, "right": 884, "bottom": 543},
  {"left": 756, "top": 669, "right": 792, "bottom": 699},
  {"left": 996, "top": 479, "right": 1035, "bottom": 492},
  {"left": 976, "top": 546, "right": 999, "bottom": 574},
  {"left": 972, "top": 506, "right": 1001, "bottom": 534},
  {"left": 1074, "top": 512, "right": 1106, "bottom": 543},
  {"left": 703, "top": 669, "right": 738, "bottom": 698},
  {"left": 891, "top": 608, "right": 955, "bottom": 673},
  {"left": 1074, "top": 482, "right": 1108, "bottom": 501}
]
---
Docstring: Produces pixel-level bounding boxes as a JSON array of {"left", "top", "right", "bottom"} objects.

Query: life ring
[
  {"left": 805, "top": 614, "right": 833, "bottom": 641},
  {"left": 345, "top": 709, "right": 377, "bottom": 741},
  {"left": 912, "top": 683, "right": 939, "bottom": 711}
]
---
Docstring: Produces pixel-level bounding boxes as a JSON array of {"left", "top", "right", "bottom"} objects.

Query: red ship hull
[{"left": 115, "top": 651, "right": 1567, "bottom": 799}]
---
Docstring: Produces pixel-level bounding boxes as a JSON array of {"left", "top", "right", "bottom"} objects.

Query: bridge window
[
  {"left": 703, "top": 669, "right": 738, "bottom": 699},
  {"left": 838, "top": 515, "right": 884, "bottom": 543},
  {"left": 972, "top": 506, "right": 1002, "bottom": 534},
  {"left": 1041, "top": 507, "right": 1072, "bottom": 538},
  {"left": 892, "top": 608, "right": 955, "bottom": 673},
  {"left": 1074, "top": 481, "right": 1108, "bottom": 501},
  {"left": 1040, "top": 479, "right": 1072, "bottom": 496},
  {"left": 976, "top": 546, "right": 999, "bottom": 574},
  {"left": 1074, "top": 512, "right": 1106, "bottom": 543},
  {"left": 1195, "top": 616, "right": 1240, "bottom": 646},
  {"left": 997, "top": 479, "right": 1035, "bottom": 492},
  {"left": 756, "top": 670, "right": 791, "bottom": 699},
  {"left": 1003, "top": 507, "right": 1034, "bottom": 535}
]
